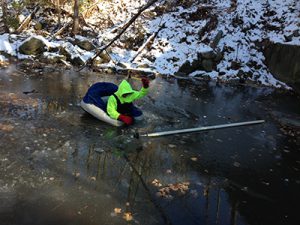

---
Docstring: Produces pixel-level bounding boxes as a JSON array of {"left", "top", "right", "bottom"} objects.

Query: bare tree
[{"left": 72, "top": 0, "right": 79, "bottom": 35}]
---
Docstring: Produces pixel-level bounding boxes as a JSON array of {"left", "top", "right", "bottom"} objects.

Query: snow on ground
[
  {"left": 0, "top": 0, "right": 299, "bottom": 88},
  {"left": 95, "top": 0, "right": 298, "bottom": 88}
]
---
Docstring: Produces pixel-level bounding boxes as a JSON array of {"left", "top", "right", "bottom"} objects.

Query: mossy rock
[
  {"left": 76, "top": 40, "right": 96, "bottom": 51},
  {"left": 34, "top": 22, "right": 43, "bottom": 31},
  {"left": 59, "top": 46, "right": 84, "bottom": 66},
  {"left": 41, "top": 54, "right": 66, "bottom": 64},
  {"left": 19, "top": 37, "right": 46, "bottom": 55}
]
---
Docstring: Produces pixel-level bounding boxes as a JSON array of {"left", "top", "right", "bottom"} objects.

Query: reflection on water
[{"left": 0, "top": 66, "right": 299, "bottom": 225}]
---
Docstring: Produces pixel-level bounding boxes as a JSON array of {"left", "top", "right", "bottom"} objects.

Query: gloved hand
[
  {"left": 141, "top": 77, "right": 150, "bottom": 88},
  {"left": 118, "top": 114, "right": 133, "bottom": 125}
]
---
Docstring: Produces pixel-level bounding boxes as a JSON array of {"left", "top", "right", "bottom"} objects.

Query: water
[{"left": 0, "top": 65, "right": 299, "bottom": 225}]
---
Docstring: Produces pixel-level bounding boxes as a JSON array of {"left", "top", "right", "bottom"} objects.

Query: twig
[{"left": 16, "top": 6, "right": 40, "bottom": 33}]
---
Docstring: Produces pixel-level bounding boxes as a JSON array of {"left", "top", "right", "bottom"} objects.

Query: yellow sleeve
[
  {"left": 107, "top": 95, "right": 120, "bottom": 120},
  {"left": 132, "top": 87, "right": 149, "bottom": 100}
]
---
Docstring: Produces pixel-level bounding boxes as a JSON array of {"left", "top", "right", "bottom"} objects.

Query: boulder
[
  {"left": 59, "top": 46, "right": 85, "bottom": 66},
  {"left": 75, "top": 40, "right": 96, "bottom": 51},
  {"left": 210, "top": 31, "right": 223, "bottom": 49},
  {"left": 116, "top": 62, "right": 127, "bottom": 68},
  {"left": 34, "top": 22, "right": 43, "bottom": 31},
  {"left": 214, "top": 51, "right": 223, "bottom": 62},
  {"left": 200, "top": 50, "right": 216, "bottom": 60},
  {"left": 137, "top": 63, "right": 151, "bottom": 69},
  {"left": 177, "top": 59, "right": 202, "bottom": 75},
  {"left": 71, "top": 57, "right": 85, "bottom": 66},
  {"left": 41, "top": 53, "right": 66, "bottom": 64},
  {"left": 19, "top": 37, "right": 46, "bottom": 55},
  {"left": 99, "top": 52, "right": 111, "bottom": 63},
  {"left": 202, "top": 59, "right": 214, "bottom": 72},
  {"left": 264, "top": 42, "right": 300, "bottom": 92}
]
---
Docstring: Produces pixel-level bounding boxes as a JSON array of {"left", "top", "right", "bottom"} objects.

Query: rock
[
  {"left": 230, "top": 61, "right": 242, "bottom": 70},
  {"left": 59, "top": 46, "right": 72, "bottom": 61},
  {"left": 105, "top": 68, "right": 114, "bottom": 74},
  {"left": 284, "top": 34, "right": 293, "bottom": 42},
  {"left": 293, "top": 30, "right": 300, "bottom": 37},
  {"left": 99, "top": 52, "right": 110, "bottom": 63},
  {"left": 177, "top": 61, "right": 192, "bottom": 74},
  {"left": 59, "top": 47, "right": 84, "bottom": 66},
  {"left": 19, "top": 37, "right": 46, "bottom": 55},
  {"left": 200, "top": 50, "right": 216, "bottom": 59},
  {"left": 34, "top": 22, "right": 43, "bottom": 31},
  {"left": 214, "top": 51, "right": 223, "bottom": 62},
  {"left": 210, "top": 31, "right": 223, "bottom": 49},
  {"left": 116, "top": 62, "right": 127, "bottom": 68},
  {"left": 72, "top": 57, "right": 85, "bottom": 66},
  {"left": 264, "top": 42, "right": 300, "bottom": 91},
  {"left": 177, "top": 59, "right": 202, "bottom": 75},
  {"left": 93, "top": 57, "right": 104, "bottom": 66},
  {"left": 137, "top": 63, "right": 150, "bottom": 69},
  {"left": 75, "top": 40, "right": 96, "bottom": 51},
  {"left": 41, "top": 53, "right": 66, "bottom": 64},
  {"left": 202, "top": 59, "right": 214, "bottom": 72},
  {"left": 92, "top": 52, "right": 110, "bottom": 65}
]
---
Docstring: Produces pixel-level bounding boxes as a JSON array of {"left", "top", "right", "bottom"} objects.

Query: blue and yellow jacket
[
  {"left": 107, "top": 80, "right": 148, "bottom": 119},
  {"left": 83, "top": 80, "right": 148, "bottom": 120}
]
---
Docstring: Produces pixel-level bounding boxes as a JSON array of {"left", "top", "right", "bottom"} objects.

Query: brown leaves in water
[
  {"left": 151, "top": 179, "right": 162, "bottom": 187},
  {"left": 155, "top": 181, "right": 190, "bottom": 199},
  {"left": 0, "top": 93, "right": 39, "bottom": 107},
  {"left": 0, "top": 123, "right": 14, "bottom": 132},
  {"left": 112, "top": 208, "right": 133, "bottom": 222}
]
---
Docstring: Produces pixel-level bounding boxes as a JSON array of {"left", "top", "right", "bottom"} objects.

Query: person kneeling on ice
[{"left": 81, "top": 78, "right": 150, "bottom": 126}]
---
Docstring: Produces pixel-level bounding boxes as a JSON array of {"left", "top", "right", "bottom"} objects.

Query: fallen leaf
[
  {"left": 151, "top": 179, "right": 162, "bottom": 187},
  {"left": 114, "top": 208, "right": 122, "bottom": 214},
  {"left": 166, "top": 169, "right": 172, "bottom": 174},
  {"left": 90, "top": 176, "right": 96, "bottom": 181},
  {"left": 0, "top": 123, "right": 14, "bottom": 132},
  {"left": 233, "top": 162, "right": 241, "bottom": 167},
  {"left": 191, "top": 157, "right": 198, "bottom": 161},
  {"left": 123, "top": 212, "right": 133, "bottom": 221},
  {"left": 73, "top": 172, "right": 80, "bottom": 177}
]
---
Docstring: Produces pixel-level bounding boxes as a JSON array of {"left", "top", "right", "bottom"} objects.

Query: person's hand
[
  {"left": 118, "top": 114, "right": 133, "bottom": 125},
  {"left": 141, "top": 77, "right": 149, "bottom": 88}
]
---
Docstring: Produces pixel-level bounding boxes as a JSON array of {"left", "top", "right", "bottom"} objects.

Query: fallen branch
[
  {"left": 78, "top": 0, "right": 161, "bottom": 71},
  {"left": 130, "top": 23, "right": 164, "bottom": 63},
  {"left": 53, "top": 21, "right": 72, "bottom": 37},
  {"left": 16, "top": 6, "right": 40, "bottom": 34}
]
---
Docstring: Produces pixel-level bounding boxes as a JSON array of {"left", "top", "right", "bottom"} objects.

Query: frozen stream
[{"left": 0, "top": 66, "right": 299, "bottom": 225}]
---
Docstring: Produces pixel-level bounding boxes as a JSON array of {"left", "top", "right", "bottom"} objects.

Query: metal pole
[{"left": 140, "top": 120, "right": 265, "bottom": 137}]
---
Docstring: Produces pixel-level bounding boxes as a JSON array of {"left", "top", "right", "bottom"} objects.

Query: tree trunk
[
  {"left": 72, "top": 0, "right": 79, "bottom": 35},
  {"left": 1, "top": 0, "right": 9, "bottom": 33},
  {"left": 57, "top": 0, "right": 61, "bottom": 26}
]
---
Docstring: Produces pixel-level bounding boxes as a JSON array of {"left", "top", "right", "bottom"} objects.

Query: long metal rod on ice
[{"left": 140, "top": 120, "right": 265, "bottom": 137}]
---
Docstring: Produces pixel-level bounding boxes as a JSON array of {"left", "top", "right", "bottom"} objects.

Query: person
[{"left": 82, "top": 78, "right": 150, "bottom": 125}]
